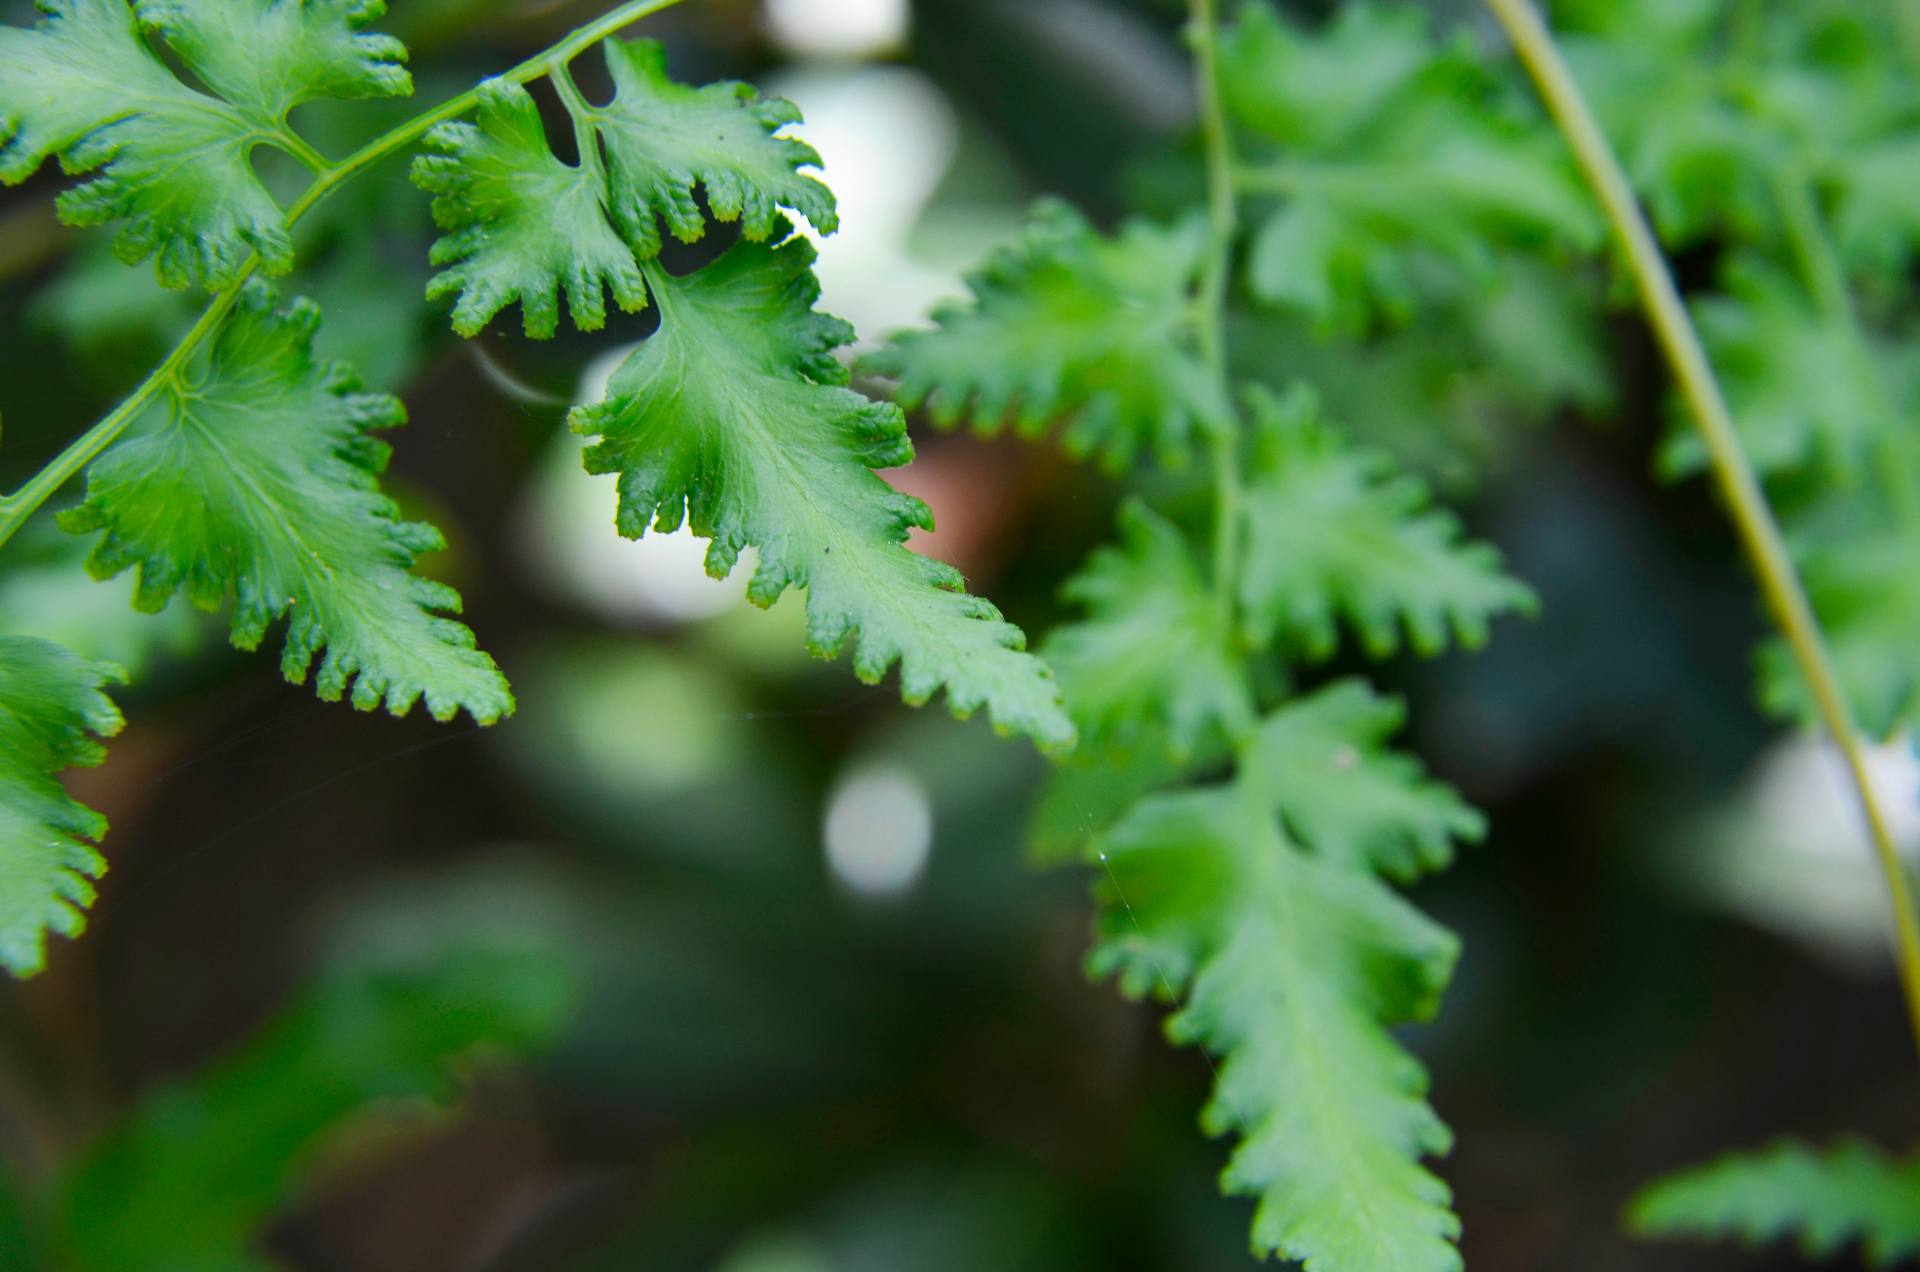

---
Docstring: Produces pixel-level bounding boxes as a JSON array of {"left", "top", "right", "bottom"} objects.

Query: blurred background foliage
[{"left": 0, "top": 0, "right": 1915, "bottom": 1267}]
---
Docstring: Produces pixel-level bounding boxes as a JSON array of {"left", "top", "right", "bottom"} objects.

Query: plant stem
[
  {"left": 275, "top": 127, "right": 332, "bottom": 175},
  {"left": 549, "top": 57, "right": 610, "bottom": 187},
  {"left": 1482, "top": 0, "right": 1920, "bottom": 1061},
  {"left": 1187, "top": 0, "right": 1243, "bottom": 633},
  {"left": 0, "top": 0, "right": 686, "bottom": 551}
]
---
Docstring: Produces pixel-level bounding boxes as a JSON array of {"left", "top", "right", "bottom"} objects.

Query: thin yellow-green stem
[
  {"left": 274, "top": 127, "right": 332, "bottom": 175},
  {"left": 0, "top": 0, "right": 686, "bottom": 550},
  {"left": 1482, "top": 0, "right": 1920, "bottom": 1060},
  {"left": 1187, "top": 0, "right": 1243, "bottom": 635},
  {"left": 549, "top": 57, "right": 610, "bottom": 188}
]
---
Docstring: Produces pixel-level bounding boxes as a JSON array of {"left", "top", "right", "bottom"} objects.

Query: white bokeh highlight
[
  {"left": 767, "top": 65, "right": 963, "bottom": 344},
  {"left": 822, "top": 762, "right": 935, "bottom": 898},
  {"left": 766, "top": 0, "right": 909, "bottom": 60},
  {"left": 1689, "top": 732, "right": 1920, "bottom": 968}
]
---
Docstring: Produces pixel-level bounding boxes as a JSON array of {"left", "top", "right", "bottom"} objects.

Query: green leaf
[
  {"left": 1237, "top": 384, "right": 1534, "bottom": 659},
  {"left": 1242, "top": 680, "right": 1483, "bottom": 883},
  {"left": 1221, "top": 2, "right": 1597, "bottom": 332},
  {"left": 1027, "top": 742, "right": 1202, "bottom": 869},
  {"left": 1561, "top": 0, "right": 1920, "bottom": 254},
  {"left": 1759, "top": 513, "right": 1920, "bottom": 738},
  {"left": 1216, "top": 0, "right": 1431, "bottom": 152},
  {"left": 1235, "top": 253, "right": 1614, "bottom": 485},
  {"left": 860, "top": 200, "right": 1230, "bottom": 472},
  {"left": 1834, "top": 134, "right": 1920, "bottom": 279},
  {"left": 1660, "top": 255, "right": 1917, "bottom": 481},
  {"left": 0, "top": 0, "right": 410, "bottom": 289},
  {"left": 0, "top": 519, "right": 206, "bottom": 676},
  {"left": 1629, "top": 1138, "right": 1920, "bottom": 1267},
  {"left": 136, "top": 0, "right": 409, "bottom": 115},
  {"left": 0, "top": 636, "right": 123, "bottom": 978},
  {"left": 54, "top": 905, "right": 577, "bottom": 1270},
  {"left": 594, "top": 37, "right": 838, "bottom": 258},
  {"left": 569, "top": 231, "right": 1072, "bottom": 749},
  {"left": 1042, "top": 499, "right": 1251, "bottom": 761},
  {"left": 61, "top": 282, "right": 512, "bottom": 724},
  {"left": 412, "top": 77, "right": 646, "bottom": 338},
  {"left": 1092, "top": 778, "right": 1461, "bottom": 1269}
]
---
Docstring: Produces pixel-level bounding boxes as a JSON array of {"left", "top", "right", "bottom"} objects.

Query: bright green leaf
[
  {"left": 0, "top": 635, "right": 123, "bottom": 978},
  {"left": 1237, "top": 384, "right": 1534, "bottom": 659},
  {"left": 570, "top": 231, "right": 1072, "bottom": 749},
  {"left": 861, "top": 200, "right": 1229, "bottom": 472},
  {"left": 61, "top": 282, "right": 512, "bottom": 724},
  {"left": 1042, "top": 499, "right": 1251, "bottom": 761},
  {"left": 594, "top": 37, "right": 838, "bottom": 258},
  {"left": 1242, "top": 680, "right": 1483, "bottom": 882},
  {"left": 1092, "top": 778, "right": 1461, "bottom": 1269},
  {"left": 413, "top": 77, "right": 646, "bottom": 338},
  {"left": 136, "top": 0, "right": 408, "bottom": 116},
  {"left": 0, "top": 0, "right": 410, "bottom": 289}
]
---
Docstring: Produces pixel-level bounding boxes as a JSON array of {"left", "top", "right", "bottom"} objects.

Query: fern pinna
[
  {"left": 0, "top": 0, "right": 1073, "bottom": 978},
  {"left": 4, "top": 0, "right": 1920, "bottom": 1266},
  {"left": 864, "top": 4, "right": 1559, "bottom": 1264},
  {"left": 869, "top": 0, "right": 1920, "bottom": 1264}
]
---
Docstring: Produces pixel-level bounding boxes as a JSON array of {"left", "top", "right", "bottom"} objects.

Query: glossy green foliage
[
  {"left": 1042, "top": 500, "right": 1251, "bottom": 761},
  {"left": 414, "top": 77, "right": 647, "bottom": 337},
  {"left": 571, "top": 232, "right": 1072, "bottom": 748},
  {"left": 864, "top": 4, "right": 1563, "bottom": 1260},
  {"left": 595, "top": 37, "right": 838, "bottom": 255},
  {"left": 409, "top": 37, "right": 836, "bottom": 336},
  {"left": 0, "top": 0, "right": 410, "bottom": 288},
  {"left": 0, "top": 637, "right": 122, "bottom": 977},
  {"left": 61, "top": 284, "right": 513, "bottom": 723}
]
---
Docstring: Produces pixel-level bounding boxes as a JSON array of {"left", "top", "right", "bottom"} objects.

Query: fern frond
[
  {"left": 1220, "top": 2, "right": 1597, "bottom": 332},
  {"left": 1237, "top": 384, "right": 1534, "bottom": 659},
  {"left": 1245, "top": 680, "right": 1483, "bottom": 883},
  {"left": 860, "top": 200, "right": 1230, "bottom": 472},
  {"left": 0, "top": 636, "right": 123, "bottom": 977},
  {"left": 60, "top": 282, "right": 512, "bottom": 724},
  {"left": 596, "top": 37, "right": 838, "bottom": 257},
  {"left": 570, "top": 230, "right": 1072, "bottom": 749},
  {"left": 1043, "top": 499, "right": 1252, "bottom": 761},
  {"left": 0, "top": 0, "right": 410, "bottom": 289},
  {"left": 412, "top": 78, "right": 646, "bottom": 338},
  {"left": 1092, "top": 757, "right": 1466, "bottom": 1269},
  {"left": 1629, "top": 1138, "right": 1920, "bottom": 1267}
]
